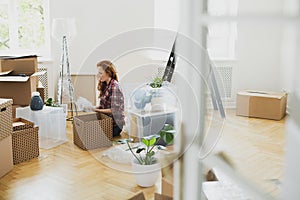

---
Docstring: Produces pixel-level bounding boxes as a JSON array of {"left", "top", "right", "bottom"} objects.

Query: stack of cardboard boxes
[
  {"left": 0, "top": 55, "right": 42, "bottom": 117},
  {"left": 0, "top": 56, "right": 42, "bottom": 177},
  {"left": 0, "top": 98, "right": 40, "bottom": 178}
]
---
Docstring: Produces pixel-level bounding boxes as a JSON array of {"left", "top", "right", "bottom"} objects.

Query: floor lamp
[{"left": 52, "top": 18, "right": 78, "bottom": 120}]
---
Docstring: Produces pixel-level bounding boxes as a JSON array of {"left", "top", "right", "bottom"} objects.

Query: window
[
  {"left": 0, "top": 0, "right": 50, "bottom": 57},
  {"left": 206, "top": 0, "right": 238, "bottom": 59}
]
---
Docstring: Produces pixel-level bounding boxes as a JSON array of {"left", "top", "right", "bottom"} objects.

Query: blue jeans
[{"left": 113, "top": 124, "right": 122, "bottom": 137}]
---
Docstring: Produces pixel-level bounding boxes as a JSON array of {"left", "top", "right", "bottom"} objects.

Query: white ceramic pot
[
  {"left": 151, "top": 96, "right": 165, "bottom": 112},
  {"left": 132, "top": 159, "right": 161, "bottom": 187}
]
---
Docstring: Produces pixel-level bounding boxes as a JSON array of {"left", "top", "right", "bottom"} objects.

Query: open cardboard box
[
  {"left": 0, "top": 56, "right": 39, "bottom": 105},
  {"left": 236, "top": 90, "right": 287, "bottom": 120}
]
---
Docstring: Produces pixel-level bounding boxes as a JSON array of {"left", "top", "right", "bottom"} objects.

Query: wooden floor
[
  {"left": 0, "top": 109, "right": 286, "bottom": 200},
  {"left": 208, "top": 109, "right": 286, "bottom": 199}
]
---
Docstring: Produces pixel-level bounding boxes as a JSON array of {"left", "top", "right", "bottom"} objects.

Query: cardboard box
[
  {"left": 12, "top": 118, "right": 34, "bottom": 131},
  {"left": 73, "top": 113, "right": 113, "bottom": 150},
  {"left": 0, "top": 55, "right": 37, "bottom": 75},
  {"left": 155, "top": 193, "right": 173, "bottom": 200},
  {"left": 12, "top": 124, "right": 39, "bottom": 165},
  {"left": 128, "top": 192, "right": 173, "bottom": 200},
  {"left": 236, "top": 90, "right": 287, "bottom": 120},
  {"left": 162, "top": 176, "right": 173, "bottom": 198},
  {"left": 16, "top": 106, "right": 67, "bottom": 149},
  {"left": 37, "top": 87, "right": 45, "bottom": 102},
  {"left": 0, "top": 98, "right": 13, "bottom": 141},
  {"left": 12, "top": 105, "right": 22, "bottom": 118},
  {"left": 128, "top": 192, "right": 146, "bottom": 200},
  {"left": 0, "top": 56, "right": 38, "bottom": 105},
  {"left": 161, "top": 162, "right": 173, "bottom": 198},
  {"left": 0, "top": 135, "right": 13, "bottom": 178}
]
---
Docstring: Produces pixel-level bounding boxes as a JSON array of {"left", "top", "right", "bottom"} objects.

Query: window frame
[
  {"left": 0, "top": 0, "right": 50, "bottom": 58},
  {"left": 206, "top": 0, "right": 238, "bottom": 60}
]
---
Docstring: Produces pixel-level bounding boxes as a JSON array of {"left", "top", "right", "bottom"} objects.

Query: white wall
[
  {"left": 47, "top": 0, "right": 155, "bottom": 99},
  {"left": 234, "top": 22, "right": 282, "bottom": 92},
  {"left": 238, "top": 0, "right": 284, "bottom": 15},
  {"left": 45, "top": 0, "right": 296, "bottom": 108},
  {"left": 154, "top": 0, "right": 180, "bottom": 31},
  {"left": 230, "top": 0, "right": 296, "bottom": 106}
]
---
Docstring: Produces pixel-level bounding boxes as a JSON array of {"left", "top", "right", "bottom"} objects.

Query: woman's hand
[
  {"left": 93, "top": 106, "right": 99, "bottom": 112},
  {"left": 93, "top": 107, "right": 112, "bottom": 114}
]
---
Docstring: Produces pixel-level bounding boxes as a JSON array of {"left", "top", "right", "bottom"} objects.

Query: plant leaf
[
  {"left": 141, "top": 138, "right": 148, "bottom": 146},
  {"left": 160, "top": 130, "right": 174, "bottom": 144},
  {"left": 149, "top": 137, "right": 156, "bottom": 146},
  {"left": 142, "top": 137, "right": 156, "bottom": 147},
  {"left": 136, "top": 148, "right": 145, "bottom": 154},
  {"left": 148, "top": 151, "right": 155, "bottom": 157},
  {"left": 163, "top": 124, "right": 173, "bottom": 131}
]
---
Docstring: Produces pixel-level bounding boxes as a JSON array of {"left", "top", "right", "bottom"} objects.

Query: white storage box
[{"left": 16, "top": 106, "right": 67, "bottom": 149}]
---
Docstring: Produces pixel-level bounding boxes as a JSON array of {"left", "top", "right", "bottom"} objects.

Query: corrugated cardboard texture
[
  {"left": 0, "top": 135, "right": 13, "bottom": 178},
  {"left": 0, "top": 76, "right": 37, "bottom": 105},
  {"left": 236, "top": 90, "right": 287, "bottom": 120},
  {"left": 0, "top": 56, "right": 38, "bottom": 106},
  {"left": 13, "top": 118, "right": 34, "bottom": 131},
  {"left": 73, "top": 113, "right": 113, "bottom": 150},
  {"left": 12, "top": 126, "right": 39, "bottom": 165},
  {"left": 0, "top": 99, "right": 13, "bottom": 141},
  {"left": 0, "top": 56, "right": 37, "bottom": 75}
]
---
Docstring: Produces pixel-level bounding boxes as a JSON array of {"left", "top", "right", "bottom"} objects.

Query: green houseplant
[
  {"left": 127, "top": 124, "right": 175, "bottom": 187},
  {"left": 126, "top": 124, "right": 175, "bottom": 165},
  {"left": 148, "top": 75, "right": 166, "bottom": 111},
  {"left": 45, "top": 98, "right": 61, "bottom": 107},
  {"left": 149, "top": 76, "right": 163, "bottom": 88}
]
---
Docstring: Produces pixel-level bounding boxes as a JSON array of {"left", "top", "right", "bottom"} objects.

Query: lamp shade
[{"left": 51, "top": 18, "right": 77, "bottom": 42}]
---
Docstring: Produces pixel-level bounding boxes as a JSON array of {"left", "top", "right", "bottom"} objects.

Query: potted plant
[
  {"left": 149, "top": 76, "right": 163, "bottom": 88},
  {"left": 148, "top": 75, "right": 166, "bottom": 111},
  {"left": 127, "top": 124, "right": 175, "bottom": 187},
  {"left": 131, "top": 75, "right": 164, "bottom": 111}
]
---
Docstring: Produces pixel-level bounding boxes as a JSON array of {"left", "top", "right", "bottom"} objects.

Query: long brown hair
[{"left": 97, "top": 60, "right": 118, "bottom": 97}]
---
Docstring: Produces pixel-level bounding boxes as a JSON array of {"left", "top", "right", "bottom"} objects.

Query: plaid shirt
[{"left": 99, "top": 79, "right": 125, "bottom": 127}]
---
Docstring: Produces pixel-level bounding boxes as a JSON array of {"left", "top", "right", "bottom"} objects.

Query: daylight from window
[{"left": 0, "top": 0, "right": 49, "bottom": 57}]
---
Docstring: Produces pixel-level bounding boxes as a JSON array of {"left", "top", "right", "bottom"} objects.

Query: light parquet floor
[
  {"left": 209, "top": 109, "right": 286, "bottom": 199},
  {"left": 0, "top": 109, "right": 286, "bottom": 200}
]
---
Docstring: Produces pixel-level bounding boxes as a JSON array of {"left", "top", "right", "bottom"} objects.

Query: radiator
[
  {"left": 214, "top": 65, "right": 233, "bottom": 100},
  {"left": 209, "top": 61, "right": 235, "bottom": 109}
]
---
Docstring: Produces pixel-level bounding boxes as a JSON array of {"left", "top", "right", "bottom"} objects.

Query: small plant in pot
[
  {"left": 149, "top": 76, "right": 163, "bottom": 88},
  {"left": 148, "top": 75, "right": 166, "bottom": 111},
  {"left": 127, "top": 124, "right": 175, "bottom": 187},
  {"left": 45, "top": 98, "right": 61, "bottom": 107}
]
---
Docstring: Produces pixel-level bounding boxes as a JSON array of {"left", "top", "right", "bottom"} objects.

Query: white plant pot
[
  {"left": 132, "top": 159, "right": 161, "bottom": 187},
  {"left": 151, "top": 96, "right": 165, "bottom": 112}
]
